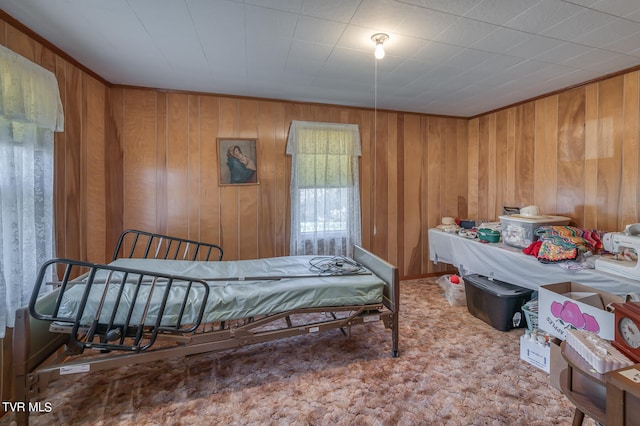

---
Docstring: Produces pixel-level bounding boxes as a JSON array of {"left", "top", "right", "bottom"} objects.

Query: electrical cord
[{"left": 308, "top": 256, "right": 366, "bottom": 275}]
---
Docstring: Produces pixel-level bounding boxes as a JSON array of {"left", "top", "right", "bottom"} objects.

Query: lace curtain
[
  {"left": 0, "top": 45, "right": 64, "bottom": 338},
  {"left": 286, "top": 121, "right": 362, "bottom": 257}
]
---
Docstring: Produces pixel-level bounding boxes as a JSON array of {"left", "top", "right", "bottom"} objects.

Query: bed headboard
[{"left": 113, "top": 229, "right": 223, "bottom": 261}]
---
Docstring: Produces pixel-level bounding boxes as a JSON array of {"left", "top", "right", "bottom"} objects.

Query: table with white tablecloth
[{"left": 428, "top": 228, "right": 640, "bottom": 295}]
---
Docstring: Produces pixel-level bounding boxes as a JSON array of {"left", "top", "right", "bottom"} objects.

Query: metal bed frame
[{"left": 11, "top": 230, "right": 399, "bottom": 425}]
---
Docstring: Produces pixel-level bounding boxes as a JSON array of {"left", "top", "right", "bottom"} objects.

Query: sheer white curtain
[
  {"left": 0, "top": 45, "right": 64, "bottom": 338},
  {"left": 286, "top": 121, "right": 362, "bottom": 257}
]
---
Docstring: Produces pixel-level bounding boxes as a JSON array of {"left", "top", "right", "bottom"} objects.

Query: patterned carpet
[{"left": 6, "top": 279, "right": 585, "bottom": 425}]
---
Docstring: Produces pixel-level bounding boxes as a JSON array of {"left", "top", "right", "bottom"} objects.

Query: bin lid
[
  {"left": 498, "top": 214, "right": 571, "bottom": 224},
  {"left": 463, "top": 274, "right": 532, "bottom": 297}
]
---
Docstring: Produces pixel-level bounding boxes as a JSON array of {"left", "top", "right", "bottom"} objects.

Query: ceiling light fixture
[{"left": 371, "top": 33, "right": 389, "bottom": 60}]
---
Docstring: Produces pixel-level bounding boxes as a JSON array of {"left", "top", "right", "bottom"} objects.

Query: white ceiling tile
[
  {"left": 471, "top": 27, "right": 532, "bottom": 54},
  {"left": 293, "top": 16, "right": 347, "bottom": 45},
  {"left": 602, "top": 31, "right": 640, "bottom": 55},
  {"left": 532, "top": 42, "right": 593, "bottom": 64},
  {"left": 349, "top": 0, "right": 412, "bottom": 32},
  {"left": 288, "top": 39, "right": 333, "bottom": 63},
  {"left": 244, "top": 0, "right": 302, "bottom": 14},
  {"left": 591, "top": 0, "right": 640, "bottom": 17},
  {"left": 627, "top": 10, "right": 640, "bottom": 22},
  {"left": 505, "top": 0, "right": 584, "bottom": 33},
  {"left": 244, "top": 4, "right": 298, "bottom": 38},
  {"left": 561, "top": 48, "right": 622, "bottom": 70},
  {"left": 300, "top": 0, "right": 361, "bottom": 22},
  {"left": 411, "top": 41, "right": 466, "bottom": 65},
  {"left": 4, "top": 0, "right": 640, "bottom": 117},
  {"left": 504, "top": 35, "right": 563, "bottom": 59},
  {"left": 396, "top": 7, "right": 460, "bottom": 40},
  {"left": 433, "top": 17, "right": 498, "bottom": 46},
  {"left": 399, "top": 0, "right": 483, "bottom": 16},
  {"left": 573, "top": 18, "right": 640, "bottom": 48},
  {"left": 583, "top": 52, "right": 640, "bottom": 74},
  {"left": 464, "top": 0, "right": 542, "bottom": 25},
  {"left": 542, "top": 8, "right": 617, "bottom": 42}
]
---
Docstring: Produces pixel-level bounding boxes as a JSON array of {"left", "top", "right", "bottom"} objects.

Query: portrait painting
[{"left": 218, "top": 138, "right": 259, "bottom": 186}]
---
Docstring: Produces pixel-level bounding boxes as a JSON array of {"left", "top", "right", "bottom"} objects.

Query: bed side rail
[
  {"left": 113, "top": 229, "right": 223, "bottom": 261},
  {"left": 29, "top": 259, "right": 210, "bottom": 353}
]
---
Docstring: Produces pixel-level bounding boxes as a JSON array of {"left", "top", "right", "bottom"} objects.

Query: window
[
  {"left": 286, "top": 121, "right": 361, "bottom": 256},
  {"left": 0, "top": 46, "right": 63, "bottom": 338}
]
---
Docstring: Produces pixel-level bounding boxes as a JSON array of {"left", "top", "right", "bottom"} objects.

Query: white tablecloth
[{"left": 428, "top": 228, "right": 640, "bottom": 295}]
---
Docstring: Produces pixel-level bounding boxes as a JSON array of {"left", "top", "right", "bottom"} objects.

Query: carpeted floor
[{"left": 6, "top": 278, "right": 589, "bottom": 425}]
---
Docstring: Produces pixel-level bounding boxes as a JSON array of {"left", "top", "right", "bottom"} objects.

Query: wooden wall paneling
[
  {"left": 425, "top": 117, "right": 444, "bottom": 274},
  {"left": 35, "top": 44, "right": 56, "bottom": 73},
  {"left": 621, "top": 72, "right": 639, "bottom": 228},
  {"left": 198, "top": 96, "right": 221, "bottom": 250},
  {"left": 310, "top": 104, "right": 333, "bottom": 123},
  {"left": 272, "top": 102, "right": 288, "bottom": 257},
  {"left": 256, "top": 100, "right": 279, "bottom": 259},
  {"left": 105, "top": 88, "right": 124, "bottom": 258},
  {"left": 403, "top": 114, "right": 423, "bottom": 277},
  {"left": 477, "top": 116, "right": 490, "bottom": 221},
  {"left": 596, "top": 76, "right": 624, "bottom": 232},
  {"left": 360, "top": 110, "right": 372, "bottom": 250},
  {"left": 64, "top": 62, "right": 83, "bottom": 261},
  {"left": 165, "top": 93, "right": 190, "bottom": 239},
  {"left": 386, "top": 112, "right": 400, "bottom": 268},
  {"left": 486, "top": 114, "right": 498, "bottom": 220},
  {"left": 155, "top": 93, "right": 168, "bottom": 236},
  {"left": 237, "top": 99, "right": 259, "bottom": 260},
  {"left": 456, "top": 119, "right": 469, "bottom": 220},
  {"left": 533, "top": 97, "right": 558, "bottom": 218},
  {"left": 54, "top": 56, "right": 68, "bottom": 258},
  {"left": 372, "top": 111, "right": 390, "bottom": 258},
  {"left": 397, "top": 112, "right": 406, "bottom": 273},
  {"left": 442, "top": 118, "right": 459, "bottom": 218},
  {"left": 85, "top": 76, "right": 107, "bottom": 262},
  {"left": 514, "top": 103, "right": 535, "bottom": 208},
  {"left": 123, "top": 90, "right": 159, "bottom": 240},
  {"left": 505, "top": 109, "right": 516, "bottom": 208},
  {"left": 359, "top": 110, "right": 373, "bottom": 251},
  {"left": 188, "top": 95, "right": 201, "bottom": 242},
  {"left": 556, "top": 89, "right": 585, "bottom": 222},
  {"left": 5, "top": 23, "right": 35, "bottom": 60},
  {"left": 494, "top": 110, "right": 509, "bottom": 216},
  {"left": 467, "top": 118, "right": 480, "bottom": 221},
  {"left": 584, "top": 84, "right": 600, "bottom": 229},
  {"left": 218, "top": 97, "right": 241, "bottom": 260},
  {"left": 0, "top": 20, "right": 5, "bottom": 44}
]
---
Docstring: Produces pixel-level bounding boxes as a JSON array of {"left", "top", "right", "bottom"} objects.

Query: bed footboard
[
  {"left": 29, "top": 259, "right": 211, "bottom": 353},
  {"left": 353, "top": 245, "right": 400, "bottom": 357}
]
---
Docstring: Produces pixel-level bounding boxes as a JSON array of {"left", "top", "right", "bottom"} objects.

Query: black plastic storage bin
[{"left": 463, "top": 274, "right": 533, "bottom": 331}]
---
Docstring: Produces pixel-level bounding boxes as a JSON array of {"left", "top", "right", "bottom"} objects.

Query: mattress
[{"left": 56, "top": 256, "right": 385, "bottom": 327}]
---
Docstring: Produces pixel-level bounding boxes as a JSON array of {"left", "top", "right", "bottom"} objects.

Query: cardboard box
[
  {"left": 520, "top": 334, "right": 551, "bottom": 373},
  {"left": 538, "top": 282, "right": 624, "bottom": 341},
  {"left": 549, "top": 338, "right": 565, "bottom": 391}
]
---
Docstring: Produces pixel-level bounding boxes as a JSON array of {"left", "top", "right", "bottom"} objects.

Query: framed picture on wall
[{"left": 217, "top": 138, "right": 259, "bottom": 186}]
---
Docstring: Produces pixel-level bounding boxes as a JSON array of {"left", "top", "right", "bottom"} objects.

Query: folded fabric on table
[{"left": 535, "top": 226, "right": 603, "bottom": 254}]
